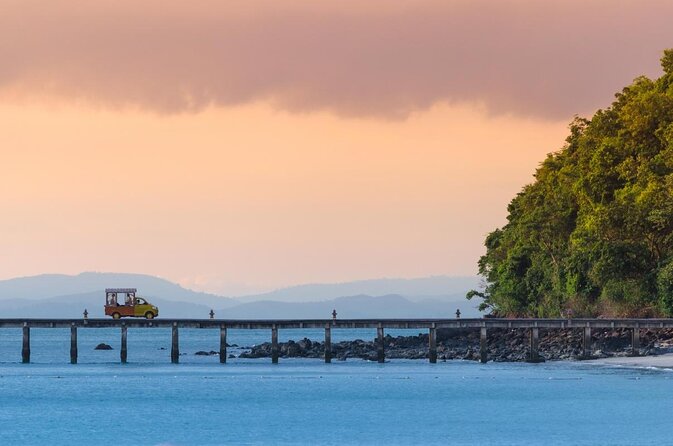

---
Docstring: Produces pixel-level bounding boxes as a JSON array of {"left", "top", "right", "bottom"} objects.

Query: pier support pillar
[
  {"left": 220, "top": 326, "right": 227, "bottom": 364},
  {"left": 271, "top": 325, "right": 279, "bottom": 364},
  {"left": 70, "top": 324, "right": 78, "bottom": 364},
  {"left": 121, "top": 324, "right": 128, "bottom": 364},
  {"left": 527, "top": 327, "right": 540, "bottom": 363},
  {"left": 377, "top": 324, "right": 385, "bottom": 363},
  {"left": 325, "top": 324, "right": 332, "bottom": 363},
  {"left": 631, "top": 326, "right": 640, "bottom": 357},
  {"left": 582, "top": 327, "right": 592, "bottom": 359},
  {"left": 22, "top": 323, "right": 30, "bottom": 364},
  {"left": 480, "top": 327, "right": 487, "bottom": 363},
  {"left": 324, "top": 324, "right": 332, "bottom": 363},
  {"left": 428, "top": 325, "right": 437, "bottom": 363},
  {"left": 171, "top": 323, "right": 179, "bottom": 364}
]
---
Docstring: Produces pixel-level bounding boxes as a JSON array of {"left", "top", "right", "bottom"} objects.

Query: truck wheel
[
  {"left": 112, "top": 312, "right": 121, "bottom": 320},
  {"left": 145, "top": 312, "right": 155, "bottom": 320}
]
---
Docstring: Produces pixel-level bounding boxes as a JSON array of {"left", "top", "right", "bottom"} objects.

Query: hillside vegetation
[{"left": 469, "top": 50, "right": 673, "bottom": 317}]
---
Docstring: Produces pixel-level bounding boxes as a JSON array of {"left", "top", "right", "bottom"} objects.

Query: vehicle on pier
[{"left": 104, "top": 288, "right": 159, "bottom": 319}]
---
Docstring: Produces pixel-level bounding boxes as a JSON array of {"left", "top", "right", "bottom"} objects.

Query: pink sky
[{"left": 1, "top": 1, "right": 671, "bottom": 295}]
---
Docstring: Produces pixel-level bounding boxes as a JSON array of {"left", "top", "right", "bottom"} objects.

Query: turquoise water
[{"left": 0, "top": 329, "right": 671, "bottom": 445}]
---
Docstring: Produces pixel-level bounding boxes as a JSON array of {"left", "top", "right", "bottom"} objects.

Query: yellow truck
[{"left": 104, "top": 288, "right": 159, "bottom": 319}]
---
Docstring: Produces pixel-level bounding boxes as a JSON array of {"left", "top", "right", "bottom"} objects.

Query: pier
[{"left": 0, "top": 318, "right": 666, "bottom": 364}]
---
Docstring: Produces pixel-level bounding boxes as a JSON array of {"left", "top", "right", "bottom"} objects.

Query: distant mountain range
[
  {"left": 0, "top": 272, "right": 234, "bottom": 306},
  {"left": 0, "top": 272, "right": 482, "bottom": 318},
  {"left": 236, "top": 276, "right": 479, "bottom": 302},
  {"left": 215, "top": 294, "right": 475, "bottom": 319}
]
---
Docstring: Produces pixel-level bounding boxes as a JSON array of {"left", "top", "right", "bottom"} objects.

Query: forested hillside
[{"left": 469, "top": 50, "right": 673, "bottom": 317}]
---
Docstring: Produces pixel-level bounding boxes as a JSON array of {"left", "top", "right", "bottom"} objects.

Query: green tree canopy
[{"left": 469, "top": 49, "right": 673, "bottom": 317}]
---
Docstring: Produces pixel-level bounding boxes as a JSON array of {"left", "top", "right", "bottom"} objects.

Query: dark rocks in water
[
  {"left": 237, "top": 327, "right": 673, "bottom": 363},
  {"left": 195, "top": 350, "right": 219, "bottom": 356},
  {"left": 228, "top": 354, "right": 236, "bottom": 359},
  {"left": 94, "top": 343, "right": 113, "bottom": 350}
]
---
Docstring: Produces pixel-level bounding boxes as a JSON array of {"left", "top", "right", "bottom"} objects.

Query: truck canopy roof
[{"left": 105, "top": 288, "right": 137, "bottom": 293}]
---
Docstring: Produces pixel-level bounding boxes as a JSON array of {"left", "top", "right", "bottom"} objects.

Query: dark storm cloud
[{"left": 1, "top": 0, "right": 671, "bottom": 119}]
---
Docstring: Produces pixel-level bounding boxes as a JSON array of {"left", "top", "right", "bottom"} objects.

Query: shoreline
[{"left": 592, "top": 352, "right": 673, "bottom": 369}]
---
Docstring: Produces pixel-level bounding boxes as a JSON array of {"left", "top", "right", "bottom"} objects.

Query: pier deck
[{"left": 1, "top": 318, "right": 666, "bottom": 364}]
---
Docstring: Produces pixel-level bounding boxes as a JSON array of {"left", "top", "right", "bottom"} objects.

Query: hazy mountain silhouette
[
  {"left": 220, "top": 294, "right": 477, "bottom": 319},
  {"left": 0, "top": 272, "right": 481, "bottom": 318},
  {"left": 0, "top": 292, "right": 213, "bottom": 319},
  {"left": 236, "top": 276, "right": 480, "bottom": 302},
  {"left": 0, "top": 272, "right": 235, "bottom": 308}
]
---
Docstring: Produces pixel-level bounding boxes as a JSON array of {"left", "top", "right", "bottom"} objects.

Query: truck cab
[{"left": 104, "top": 288, "right": 159, "bottom": 319}]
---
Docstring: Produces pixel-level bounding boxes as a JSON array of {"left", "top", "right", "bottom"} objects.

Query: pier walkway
[{"left": 1, "top": 318, "right": 668, "bottom": 364}]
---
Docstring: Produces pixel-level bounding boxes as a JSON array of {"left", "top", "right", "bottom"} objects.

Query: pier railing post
[
  {"left": 22, "top": 323, "right": 30, "bottom": 364},
  {"left": 377, "top": 323, "right": 385, "bottom": 363},
  {"left": 271, "top": 324, "right": 279, "bottom": 364},
  {"left": 70, "top": 324, "right": 78, "bottom": 364},
  {"left": 582, "top": 326, "right": 592, "bottom": 359},
  {"left": 121, "top": 324, "right": 128, "bottom": 364},
  {"left": 220, "top": 325, "right": 227, "bottom": 364},
  {"left": 171, "top": 323, "right": 179, "bottom": 364},
  {"left": 527, "top": 327, "right": 539, "bottom": 363},
  {"left": 631, "top": 325, "right": 640, "bottom": 357},
  {"left": 428, "top": 324, "right": 437, "bottom": 363},
  {"left": 324, "top": 324, "right": 332, "bottom": 363},
  {"left": 480, "top": 326, "right": 487, "bottom": 363}
]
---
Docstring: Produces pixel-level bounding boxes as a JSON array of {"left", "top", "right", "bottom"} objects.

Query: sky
[{"left": 1, "top": 0, "right": 672, "bottom": 295}]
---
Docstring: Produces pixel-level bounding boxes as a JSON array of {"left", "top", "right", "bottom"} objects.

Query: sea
[{"left": 0, "top": 327, "right": 671, "bottom": 445}]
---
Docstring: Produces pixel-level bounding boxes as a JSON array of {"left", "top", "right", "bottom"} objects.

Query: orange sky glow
[{"left": 1, "top": 0, "right": 672, "bottom": 294}]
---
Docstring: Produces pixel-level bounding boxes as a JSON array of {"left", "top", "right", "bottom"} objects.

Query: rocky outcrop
[
  {"left": 238, "top": 328, "right": 673, "bottom": 362},
  {"left": 94, "top": 343, "right": 113, "bottom": 350}
]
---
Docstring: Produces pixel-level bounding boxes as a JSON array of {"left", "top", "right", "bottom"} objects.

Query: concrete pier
[
  {"left": 171, "top": 323, "right": 179, "bottom": 364},
  {"left": 3, "top": 317, "right": 673, "bottom": 330},
  {"left": 22, "top": 324, "right": 30, "bottom": 364},
  {"left": 324, "top": 324, "right": 332, "bottom": 363},
  {"left": 582, "top": 326, "right": 592, "bottom": 358},
  {"left": 121, "top": 324, "right": 128, "bottom": 364},
  {"left": 631, "top": 326, "right": 640, "bottom": 357},
  {"left": 220, "top": 326, "right": 227, "bottom": 364},
  {"left": 527, "top": 327, "right": 539, "bottom": 363},
  {"left": 377, "top": 324, "right": 385, "bottom": 363},
  {"left": 271, "top": 325, "right": 279, "bottom": 364},
  {"left": 70, "top": 325, "right": 78, "bottom": 364},
  {"left": 480, "top": 327, "right": 487, "bottom": 363},
  {"left": 428, "top": 324, "right": 437, "bottom": 363},
  {"left": 4, "top": 317, "right": 673, "bottom": 365}
]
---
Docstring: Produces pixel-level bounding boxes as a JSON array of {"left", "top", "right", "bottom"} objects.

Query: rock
[
  {"left": 194, "top": 351, "right": 218, "bottom": 356},
  {"left": 286, "top": 342, "right": 301, "bottom": 357},
  {"left": 94, "top": 343, "right": 113, "bottom": 350}
]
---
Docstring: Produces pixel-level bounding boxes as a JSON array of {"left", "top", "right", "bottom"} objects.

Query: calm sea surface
[{"left": 0, "top": 328, "right": 671, "bottom": 445}]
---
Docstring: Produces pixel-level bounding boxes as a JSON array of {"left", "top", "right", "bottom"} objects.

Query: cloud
[{"left": 1, "top": 0, "right": 672, "bottom": 119}]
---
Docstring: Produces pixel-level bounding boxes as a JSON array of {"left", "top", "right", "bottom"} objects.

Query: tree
[{"left": 469, "top": 50, "right": 673, "bottom": 317}]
